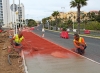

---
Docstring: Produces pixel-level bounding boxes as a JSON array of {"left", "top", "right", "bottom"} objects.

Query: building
[
  {"left": 10, "top": 3, "right": 25, "bottom": 28},
  {"left": 50, "top": 11, "right": 88, "bottom": 22},
  {"left": 66, "top": 11, "right": 88, "bottom": 22},
  {"left": 0, "top": 0, "right": 25, "bottom": 28},
  {"left": 0, "top": 0, "right": 11, "bottom": 27},
  {"left": 0, "top": 0, "right": 3, "bottom": 25},
  {"left": 89, "top": 10, "right": 99, "bottom": 15},
  {"left": 18, "top": 3, "right": 25, "bottom": 23}
]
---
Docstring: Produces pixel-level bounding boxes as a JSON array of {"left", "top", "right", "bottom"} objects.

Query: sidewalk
[{"left": 23, "top": 31, "right": 100, "bottom": 73}]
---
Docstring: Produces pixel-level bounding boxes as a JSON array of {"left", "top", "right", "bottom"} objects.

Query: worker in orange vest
[{"left": 73, "top": 33, "right": 87, "bottom": 55}]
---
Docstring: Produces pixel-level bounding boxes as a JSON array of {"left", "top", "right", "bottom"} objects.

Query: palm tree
[
  {"left": 42, "top": 18, "right": 47, "bottom": 28},
  {"left": 91, "top": 12, "right": 96, "bottom": 21},
  {"left": 46, "top": 17, "right": 51, "bottom": 29},
  {"left": 81, "top": 14, "right": 87, "bottom": 29},
  {"left": 96, "top": 11, "right": 100, "bottom": 23},
  {"left": 52, "top": 11, "right": 59, "bottom": 30},
  {"left": 70, "top": 0, "right": 88, "bottom": 34}
]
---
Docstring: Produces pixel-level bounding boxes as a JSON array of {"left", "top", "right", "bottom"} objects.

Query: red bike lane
[
  {"left": 22, "top": 31, "right": 79, "bottom": 58},
  {"left": 22, "top": 31, "right": 100, "bottom": 73}
]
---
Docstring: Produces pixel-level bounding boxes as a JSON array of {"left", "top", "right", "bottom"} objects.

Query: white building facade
[
  {"left": 1, "top": 0, "right": 11, "bottom": 27},
  {"left": 0, "top": 0, "right": 25, "bottom": 28},
  {"left": 10, "top": 3, "right": 25, "bottom": 28},
  {"left": 18, "top": 3, "right": 25, "bottom": 23}
]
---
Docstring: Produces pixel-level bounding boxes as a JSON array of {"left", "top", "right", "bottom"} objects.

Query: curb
[
  {"left": 22, "top": 51, "right": 28, "bottom": 73},
  {"left": 46, "top": 29, "right": 100, "bottom": 39}
]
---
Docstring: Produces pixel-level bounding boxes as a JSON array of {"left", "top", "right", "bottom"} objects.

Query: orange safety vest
[{"left": 74, "top": 37, "right": 86, "bottom": 45}]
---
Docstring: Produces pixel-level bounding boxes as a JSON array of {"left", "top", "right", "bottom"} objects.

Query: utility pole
[
  {"left": 61, "top": 7, "right": 65, "bottom": 20},
  {"left": 61, "top": 7, "right": 65, "bottom": 29},
  {"left": 19, "top": 0, "right": 21, "bottom": 28},
  {"left": 6, "top": 0, "right": 8, "bottom": 27},
  {"left": 27, "top": 14, "right": 28, "bottom": 25},
  {"left": 13, "top": 0, "right": 15, "bottom": 35}
]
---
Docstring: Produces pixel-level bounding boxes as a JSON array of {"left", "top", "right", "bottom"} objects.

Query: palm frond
[
  {"left": 70, "top": 0, "right": 77, "bottom": 8},
  {"left": 81, "top": 1, "right": 87, "bottom": 7}
]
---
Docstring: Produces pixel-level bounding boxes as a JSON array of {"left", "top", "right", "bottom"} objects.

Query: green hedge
[{"left": 74, "top": 21, "right": 100, "bottom": 30}]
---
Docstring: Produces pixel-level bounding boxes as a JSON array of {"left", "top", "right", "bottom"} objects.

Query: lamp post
[
  {"left": 13, "top": 0, "right": 15, "bottom": 35},
  {"left": 15, "top": 11, "right": 18, "bottom": 34},
  {"left": 19, "top": 0, "right": 21, "bottom": 28},
  {"left": 46, "top": 20, "right": 49, "bottom": 29},
  {"left": 70, "top": 12, "right": 75, "bottom": 31},
  {"left": 61, "top": 7, "right": 65, "bottom": 20},
  {"left": 61, "top": 7, "right": 65, "bottom": 29},
  {"left": 27, "top": 14, "right": 29, "bottom": 25}
]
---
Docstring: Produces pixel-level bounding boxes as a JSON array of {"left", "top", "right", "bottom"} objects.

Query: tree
[
  {"left": 81, "top": 14, "right": 87, "bottom": 29},
  {"left": 70, "top": 0, "right": 88, "bottom": 34},
  {"left": 52, "top": 11, "right": 60, "bottom": 30},
  {"left": 46, "top": 17, "right": 51, "bottom": 29},
  {"left": 67, "top": 20, "right": 73, "bottom": 28},
  {"left": 27, "top": 19, "right": 37, "bottom": 27},
  {"left": 83, "top": 19, "right": 87, "bottom": 29},
  {"left": 96, "top": 11, "right": 100, "bottom": 23},
  {"left": 74, "top": 15, "right": 76, "bottom": 21},
  {"left": 87, "top": 12, "right": 92, "bottom": 20},
  {"left": 91, "top": 12, "right": 96, "bottom": 21},
  {"left": 42, "top": 18, "right": 47, "bottom": 28}
]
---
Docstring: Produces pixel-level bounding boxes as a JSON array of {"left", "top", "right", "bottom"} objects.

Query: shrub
[{"left": 51, "top": 27, "right": 53, "bottom": 30}]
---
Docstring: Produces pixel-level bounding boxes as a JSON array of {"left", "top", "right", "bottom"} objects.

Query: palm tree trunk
[
  {"left": 77, "top": 5, "right": 81, "bottom": 34},
  {"left": 56, "top": 17, "right": 58, "bottom": 31}
]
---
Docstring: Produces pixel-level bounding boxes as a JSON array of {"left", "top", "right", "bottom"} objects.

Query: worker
[
  {"left": 11, "top": 32, "right": 24, "bottom": 55},
  {"left": 73, "top": 33, "right": 87, "bottom": 55}
]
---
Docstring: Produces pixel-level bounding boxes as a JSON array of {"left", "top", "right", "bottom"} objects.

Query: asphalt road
[{"left": 33, "top": 25, "right": 100, "bottom": 63}]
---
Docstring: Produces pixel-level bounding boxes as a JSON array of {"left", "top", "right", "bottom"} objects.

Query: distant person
[
  {"left": 42, "top": 28, "right": 45, "bottom": 37},
  {"left": 72, "top": 33, "right": 87, "bottom": 55}
]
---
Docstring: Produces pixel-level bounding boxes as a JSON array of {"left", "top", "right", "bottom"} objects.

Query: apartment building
[
  {"left": 1, "top": 0, "right": 11, "bottom": 27},
  {"left": 10, "top": 3, "right": 25, "bottom": 28},
  {"left": 17, "top": 3, "right": 25, "bottom": 22},
  {"left": 0, "top": 0, "right": 3, "bottom": 26}
]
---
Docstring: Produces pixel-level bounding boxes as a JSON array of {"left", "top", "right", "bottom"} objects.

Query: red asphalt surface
[{"left": 22, "top": 31, "right": 80, "bottom": 58}]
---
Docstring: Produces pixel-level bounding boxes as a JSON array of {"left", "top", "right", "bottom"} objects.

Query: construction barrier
[
  {"left": 84, "top": 30, "right": 90, "bottom": 34},
  {"left": 30, "top": 27, "right": 34, "bottom": 30},
  {"left": 0, "top": 29, "right": 2, "bottom": 33},
  {"left": 60, "top": 31, "right": 69, "bottom": 39}
]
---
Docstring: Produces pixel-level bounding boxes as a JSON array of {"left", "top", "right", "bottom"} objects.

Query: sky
[{"left": 10, "top": 0, "right": 100, "bottom": 21}]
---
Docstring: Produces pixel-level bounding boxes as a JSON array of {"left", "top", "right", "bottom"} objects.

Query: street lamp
[
  {"left": 61, "top": 7, "right": 65, "bottom": 29},
  {"left": 70, "top": 12, "right": 75, "bottom": 32},
  {"left": 27, "top": 14, "right": 29, "bottom": 25},
  {"left": 15, "top": 11, "right": 18, "bottom": 34},
  {"left": 61, "top": 7, "right": 65, "bottom": 20},
  {"left": 46, "top": 20, "right": 49, "bottom": 29},
  {"left": 13, "top": 0, "right": 15, "bottom": 35}
]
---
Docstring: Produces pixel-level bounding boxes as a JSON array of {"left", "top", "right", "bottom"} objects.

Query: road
[{"left": 34, "top": 25, "right": 100, "bottom": 63}]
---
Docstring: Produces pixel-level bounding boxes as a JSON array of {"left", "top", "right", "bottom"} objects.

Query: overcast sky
[{"left": 10, "top": 0, "right": 100, "bottom": 21}]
